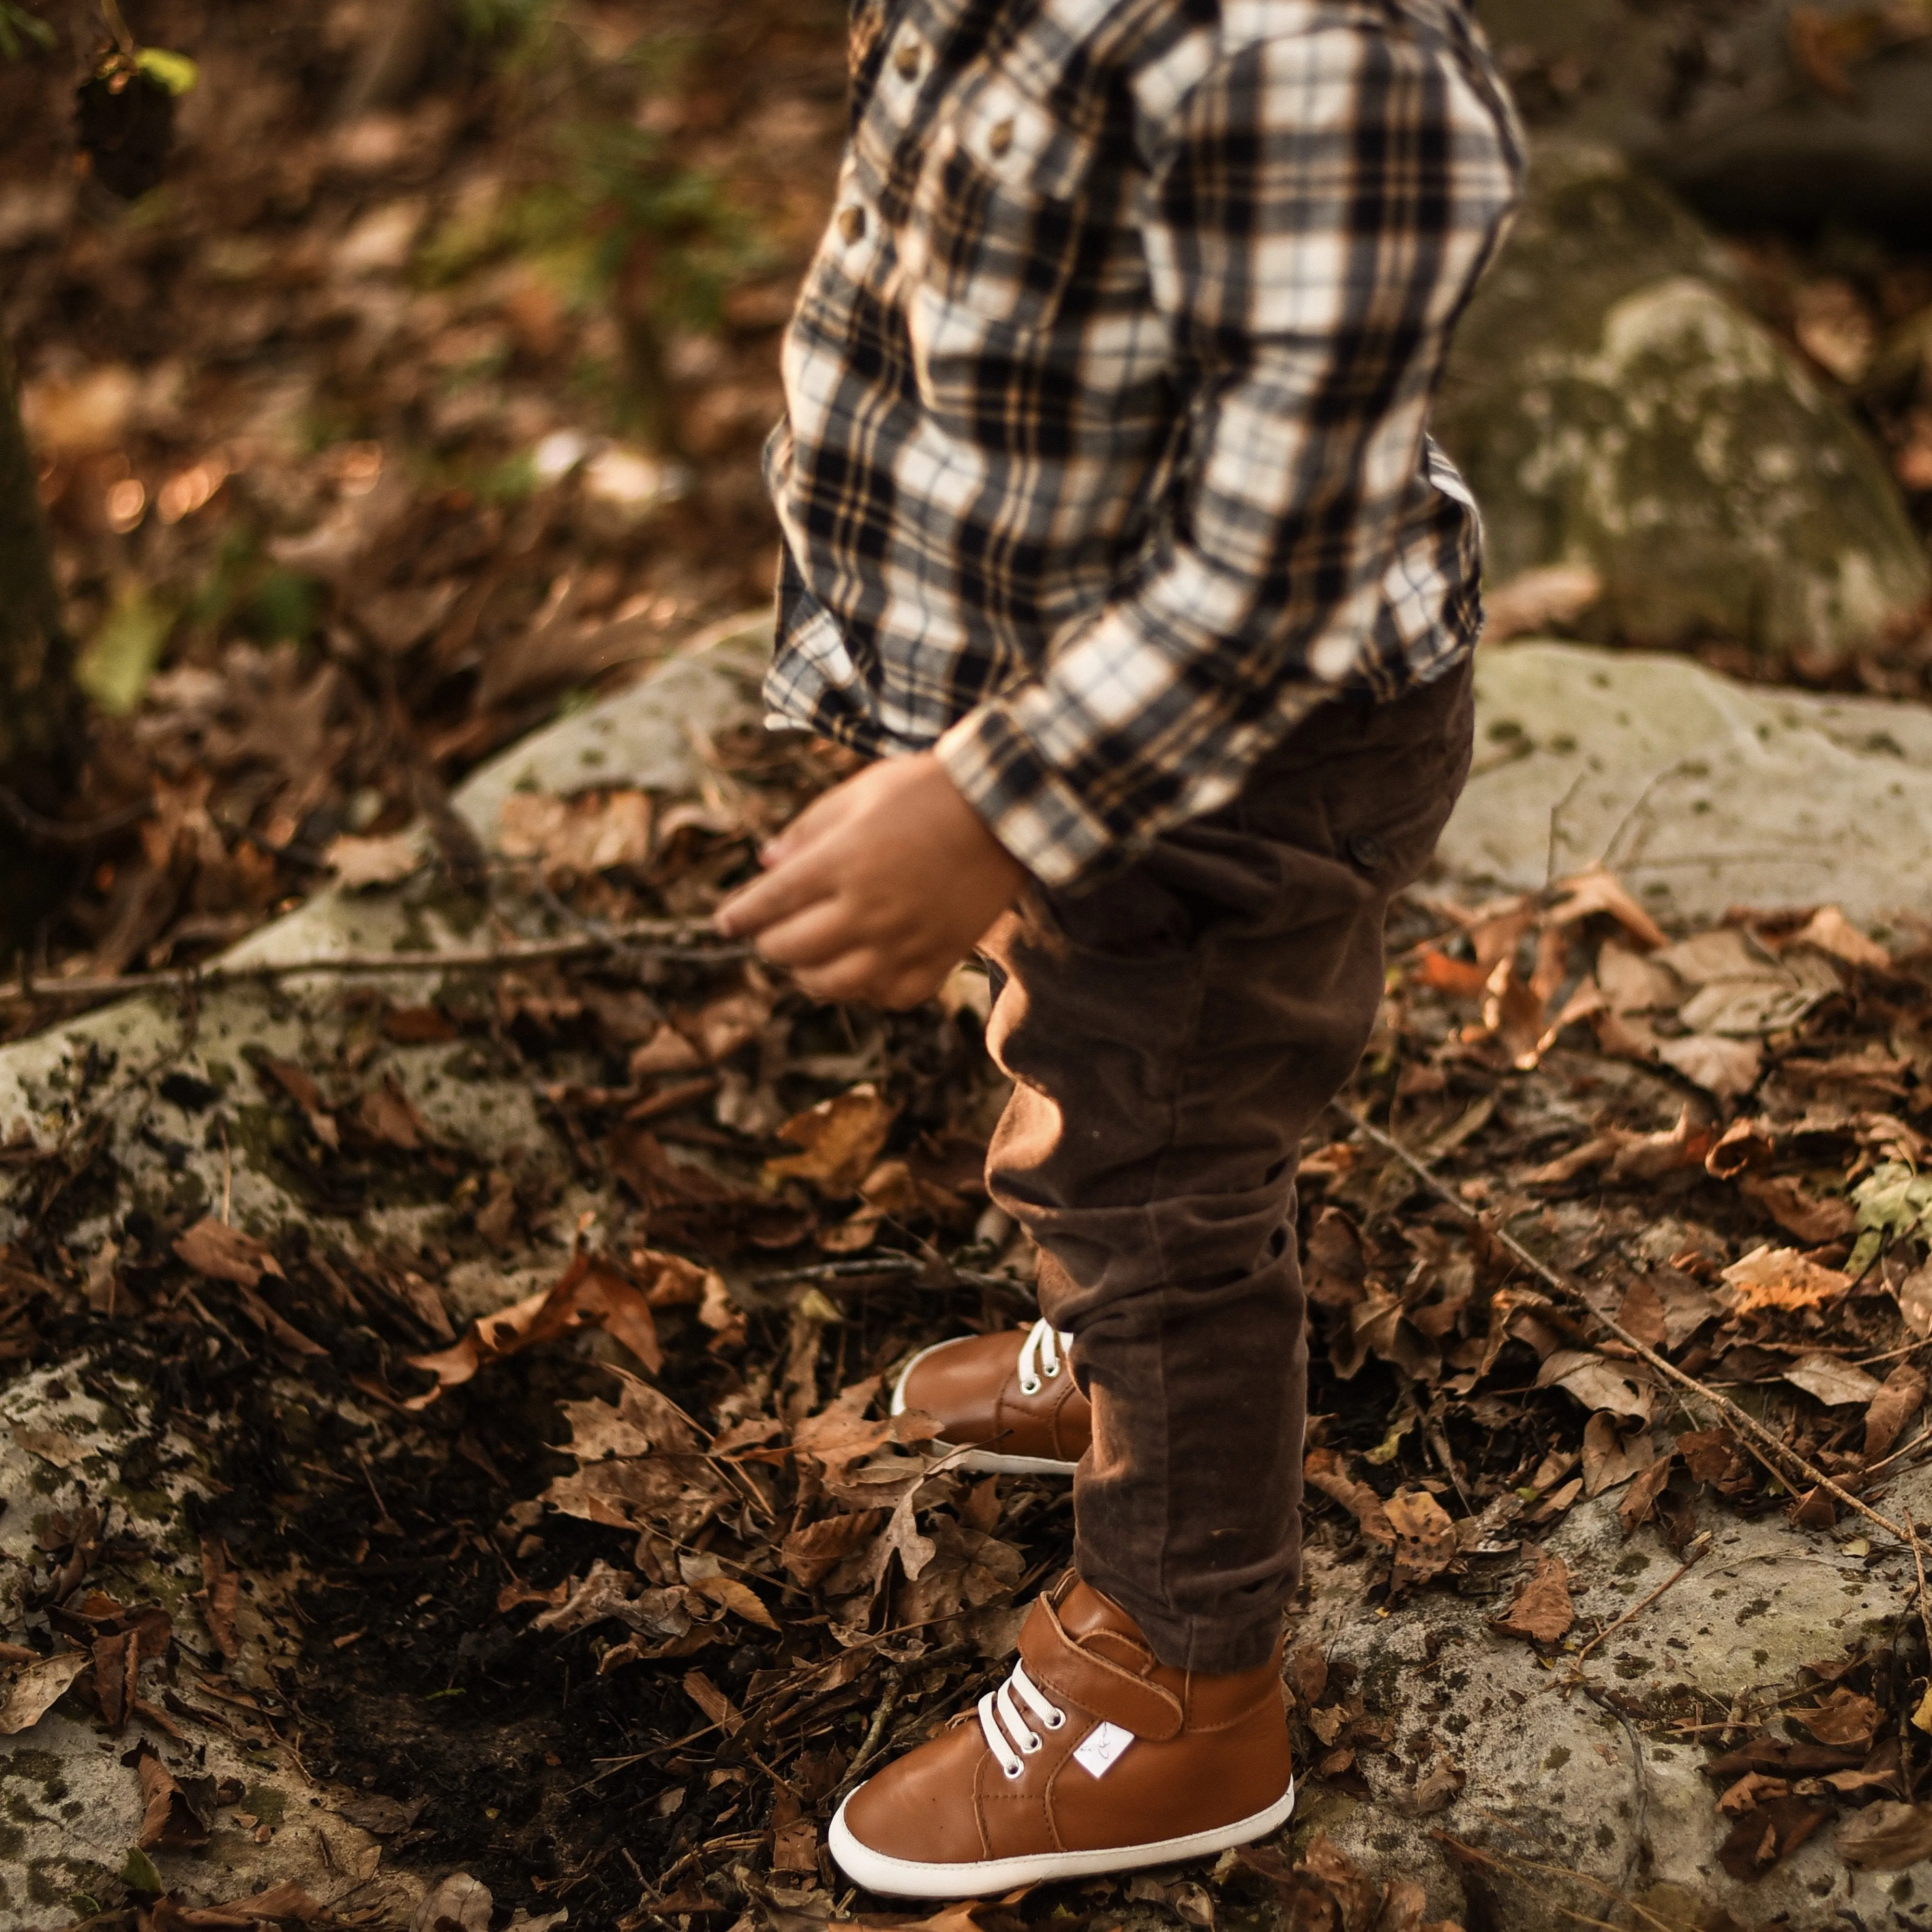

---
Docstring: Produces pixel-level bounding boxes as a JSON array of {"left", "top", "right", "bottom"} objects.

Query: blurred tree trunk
[{"left": 0, "top": 330, "right": 86, "bottom": 962}]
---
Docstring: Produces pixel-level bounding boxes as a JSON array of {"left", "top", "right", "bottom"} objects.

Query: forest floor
[{"left": 4, "top": 6, "right": 1932, "bottom": 1932}]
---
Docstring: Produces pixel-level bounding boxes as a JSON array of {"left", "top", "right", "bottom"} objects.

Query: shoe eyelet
[
  {"left": 1003, "top": 1761, "right": 1024, "bottom": 1781},
  {"left": 1042, "top": 1709, "right": 1066, "bottom": 1730},
  {"left": 1018, "top": 1377, "right": 1042, "bottom": 1397},
  {"left": 1020, "top": 1733, "right": 1042, "bottom": 1754},
  {"left": 1044, "top": 1362, "right": 1060, "bottom": 1379}
]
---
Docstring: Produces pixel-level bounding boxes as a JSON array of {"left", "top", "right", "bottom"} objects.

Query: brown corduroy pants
[{"left": 978, "top": 658, "right": 1476, "bottom": 1673}]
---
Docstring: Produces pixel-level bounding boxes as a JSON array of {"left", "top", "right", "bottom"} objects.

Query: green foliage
[
  {"left": 472, "top": 448, "right": 540, "bottom": 502},
  {"left": 457, "top": 0, "right": 552, "bottom": 48},
  {"left": 0, "top": 2, "right": 52, "bottom": 59},
  {"left": 119, "top": 1848, "right": 164, "bottom": 1896},
  {"left": 79, "top": 585, "right": 174, "bottom": 715},
  {"left": 513, "top": 121, "right": 765, "bottom": 334},
  {"left": 1849, "top": 1160, "right": 1932, "bottom": 1275},
  {"left": 242, "top": 568, "right": 323, "bottom": 647},
  {"left": 422, "top": 17, "right": 768, "bottom": 340},
  {"left": 134, "top": 46, "right": 199, "bottom": 94}
]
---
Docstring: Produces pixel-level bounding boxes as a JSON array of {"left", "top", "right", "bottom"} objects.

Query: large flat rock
[
  {"left": 1440, "top": 641, "right": 1932, "bottom": 932},
  {"left": 1293, "top": 1462, "right": 1932, "bottom": 1931}
]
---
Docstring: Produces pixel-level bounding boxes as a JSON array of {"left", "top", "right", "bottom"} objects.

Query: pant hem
[{"left": 1074, "top": 1558, "right": 1284, "bottom": 1676}]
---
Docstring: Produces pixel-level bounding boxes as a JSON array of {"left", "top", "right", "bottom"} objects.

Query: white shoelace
[
  {"left": 976, "top": 1659, "right": 1068, "bottom": 1779},
  {"left": 1015, "top": 1318, "right": 1074, "bottom": 1398}
]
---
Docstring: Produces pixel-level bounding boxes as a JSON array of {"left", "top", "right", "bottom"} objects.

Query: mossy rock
[{"left": 1436, "top": 144, "right": 1929, "bottom": 666}]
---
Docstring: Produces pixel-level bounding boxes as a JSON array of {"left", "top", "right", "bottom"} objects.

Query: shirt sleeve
[{"left": 931, "top": 21, "right": 1522, "bottom": 888}]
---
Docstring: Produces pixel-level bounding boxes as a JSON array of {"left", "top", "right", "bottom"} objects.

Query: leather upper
[
  {"left": 897, "top": 1328, "right": 1093, "bottom": 1462},
  {"left": 840, "top": 1576, "right": 1292, "bottom": 1865}
]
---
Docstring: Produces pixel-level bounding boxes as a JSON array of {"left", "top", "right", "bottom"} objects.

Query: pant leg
[{"left": 979, "top": 659, "right": 1475, "bottom": 1674}]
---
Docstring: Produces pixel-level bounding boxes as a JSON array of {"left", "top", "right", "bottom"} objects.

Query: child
[{"left": 716, "top": 0, "right": 1522, "bottom": 1896}]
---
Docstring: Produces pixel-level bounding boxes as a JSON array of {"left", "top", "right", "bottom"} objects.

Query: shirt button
[
  {"left": 1347, "top": 831, "right": 1386, "bottom": 871},
  {"left": 892, "top": 34, "right": 922, "bottom": 78},
  {"left": 987, "top": 117, "right": 1015, "bottom": 157},
  {"left": 837, "top": 204, "right": 867, "bottom": 244}
]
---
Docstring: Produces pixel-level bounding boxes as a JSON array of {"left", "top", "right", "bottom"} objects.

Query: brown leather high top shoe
[
  {"left": 890, "top": 1320, "right": 1090, "bottom": 1475},
  {"left": 828, "top": 1576, "right": 1295, "bottom": 1896}
]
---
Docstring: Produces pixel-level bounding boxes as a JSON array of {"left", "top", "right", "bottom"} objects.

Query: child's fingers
[
  {"left": 745, "top": 897, "right": 865, "bottom": 970},
  {"left": 714, "top": 849, "right": 836, "bottom": 937},
  {"left": 794, "top": 950, "right": 889, "bottom": 1004}
]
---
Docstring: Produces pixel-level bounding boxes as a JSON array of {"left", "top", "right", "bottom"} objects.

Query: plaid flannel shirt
[{"left": 763, "top": 0, "right": 1524, "bottom": 887}]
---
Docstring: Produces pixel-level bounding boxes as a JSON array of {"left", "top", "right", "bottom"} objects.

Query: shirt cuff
[{"left": 933, "top": 690, "right": 1118, "bottom": 890}]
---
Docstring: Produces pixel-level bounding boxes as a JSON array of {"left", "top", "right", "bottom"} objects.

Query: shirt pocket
[{"left": 902, "top": 72, "right": 1096, "bottom": 334}]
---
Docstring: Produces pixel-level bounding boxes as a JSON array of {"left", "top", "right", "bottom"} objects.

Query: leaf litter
[{"left": 18, "top": 710, "right": 1932, "bottom": 1927}]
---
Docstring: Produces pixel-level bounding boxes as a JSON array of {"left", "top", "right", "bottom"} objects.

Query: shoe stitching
[
  {"left": 1182, "top": 1691, "right": 1290, "bottom": 1734},
  {"left": 1031, "top": 1595, "right": 1185, "bottom": 1733}
]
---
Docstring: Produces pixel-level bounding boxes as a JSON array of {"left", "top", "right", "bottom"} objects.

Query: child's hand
[{"left": 714, "top": 753, "right": 1027, "bottom": 1008}]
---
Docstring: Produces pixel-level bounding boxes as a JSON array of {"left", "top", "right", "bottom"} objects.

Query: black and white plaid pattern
[{"left": 763, "top": 0, "right": 1524, "bottom": 886}]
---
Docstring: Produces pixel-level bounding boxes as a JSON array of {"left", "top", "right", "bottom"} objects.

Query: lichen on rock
[{"left": 1435, "top": 144, "right": 1930, "bottom": 667}]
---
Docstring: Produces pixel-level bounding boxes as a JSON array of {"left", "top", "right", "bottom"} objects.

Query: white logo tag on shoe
[{"left": 1072, "top": 1721, "right": 1134, "bottom": 1779}]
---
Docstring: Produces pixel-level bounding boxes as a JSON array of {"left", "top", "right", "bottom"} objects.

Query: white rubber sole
[
  {"left": 890, "top": 1339, "right": 1079, "bottom": 1477},
  {"left": 828, "top": 1779, "right": 1295, "bottom": 1897}
]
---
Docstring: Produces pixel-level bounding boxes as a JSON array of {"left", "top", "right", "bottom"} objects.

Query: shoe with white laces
[
  {"left": 890, "top": 1318, "right": 1090, "bottom": 1475},
  {"left": 828, "top": 1575, "right": 1295, "bottom": 1896}
]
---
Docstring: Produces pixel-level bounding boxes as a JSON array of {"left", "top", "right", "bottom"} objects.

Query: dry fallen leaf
[
  {"left": 410, "top": 1872, "right": 494, "bottom": 1932},
  {"left": 174, "top": 1218, "right": 285, "bottom": 1289},
  {"left": 499, "top": 788, "right": 652, "bottom": 881},
  {"left": 1303, "top": 1447, "right": 1393, "bottom": 1547},
  {"left": 1787, "top": 905, "right": 1890, "bottom": 973},
  {"left": 1865, "top": 1363, "right": 1928, "bottom": 1462},
  {"left": 1546, "top": 864, "right": 1667, "bottom": 949},
  {"left": 136, "top": 1742, "right": 212, "bottom": 1850},
  {"left": 0, "top": 1652, "right": 88, "bottom": 1734},
  {"left": 763, "top": 1084, "right": 898, "bottom": 1197},
  {"left": 1837, "top": 1800, "right": 1932, "bottom": 1869},
  {"left": 1781, "top": 1353, "right": 1884, "bottom": 1409},
  {"left": 1580, "top": 1411, "right": 1657, "bottom": 1497},
  {"left": 1494, "top": 1551, "right": 1574, "bottom": 1643},
  {"left": 780, "top": 1509, "right": 888, "bottom": 1589},
  {"left": 10, "top": 1424, "right": 87, "bottom": 1467},
  {"left": 404, "top": 1244, "right": 663, "bottom": 1404},
  {"left": 324, "top": 830, "right": 423, "bottom": 890},
  {"left": 1719, "top": 1245, "right": 1852, "bottom": 1313},
  {"left": 1789, "top": 1686, "right": 1880, "bottom": 1748},
  {"left": 1894, "top": 1263, "right": 1932, "bottom": 1339},
  {"left": 1384, "top": 1488, "right": 1457, "bottom": 1590},
  {"left": 1658, "top": 1033, "right": 1764, "bottom": 1098}
]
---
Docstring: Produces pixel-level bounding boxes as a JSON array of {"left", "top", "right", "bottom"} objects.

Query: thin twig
[
  {"left": 1, "top": 919, "right": 748, "bottom": 1008},
  {"left": 838, "top": 1660, "right": 908, "bottom": 1798},
  {"left": 750, "top": 1255, "right": 1035, "bottom": 1302},
  {"left": 1868, "top": 1422, "right": 1932, "bottom": 1478},
  {"left": 1331, "top": 1104, "right": 1909, "bottom": 1544},
  {"left": 1433, "top": 1829, "right": 1681, "bottom": 1932},
  {"left": 1575, "top": 1531, "right": 1712, "bottom": 1664},
  {"left": 0, "top": 783, "right": 148, "bottom": 848}
]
